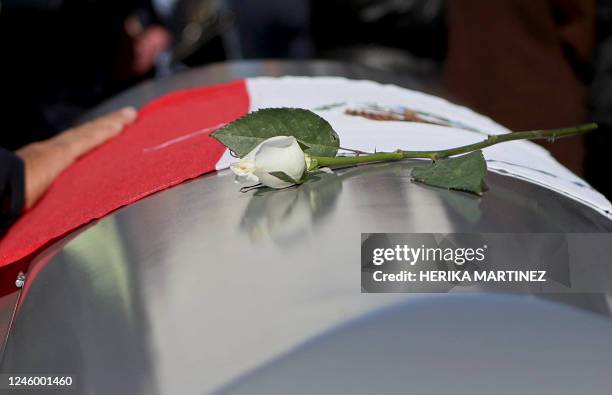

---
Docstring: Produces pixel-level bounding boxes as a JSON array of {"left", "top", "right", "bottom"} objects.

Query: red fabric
[{"left": 0, "top": 80, "right": 249, "bottom": 267}]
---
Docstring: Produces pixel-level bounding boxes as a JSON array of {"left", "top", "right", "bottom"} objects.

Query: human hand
[
  {"left": 16, "top": 107, "right": 138, "bottom": 209},
  {"left": 123, "top": 15, "right": 172, "bottom": 76}
]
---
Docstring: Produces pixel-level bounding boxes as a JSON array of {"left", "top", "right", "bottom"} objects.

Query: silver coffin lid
[{"left": 2, "top": 61, "right": 612, "bottom": 395}]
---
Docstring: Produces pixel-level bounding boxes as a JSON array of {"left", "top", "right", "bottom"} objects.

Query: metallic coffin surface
[
  {"left": 1, "top": 62, "right": 612, "bottom": 394},
  {"left": 2, "top": 165, "right": 612, "bottom": 395},
  {"left": 219, "top": 295, "right": 612, "bottom": 395}
]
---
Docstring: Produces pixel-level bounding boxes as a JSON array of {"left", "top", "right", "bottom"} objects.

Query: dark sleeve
[
  {"left": 1, "top": 148, "right": 25, "bottom": 236},
  {"left": 443, "top": 0, "right": 595, "bottom": 175}
]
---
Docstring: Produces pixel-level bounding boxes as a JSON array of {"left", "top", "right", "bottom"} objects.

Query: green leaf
[
  {"left": 211, "top": 108, "right": 340, "bottom": 157},
  {"left": 269, "top": 171, "right": 299, "bottom": 184},
  {"left": 296, "top": 140, "right": 311, "bottom": 151},
  {"left": 411, "top": 150, "right": 487, "bottom": 195},
  {"left": 269, "top": 171, "right": 308, "bottom": 185}
]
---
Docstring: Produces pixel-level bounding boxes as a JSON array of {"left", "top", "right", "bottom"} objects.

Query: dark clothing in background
[
  {"left": 229, "top": 0, "right": 313, "bottom": 59},
  {"left": 0, "top": 149, "right": 25, "bottom": 236},
  {"left": 310, "top": 0, "right": 446, "bottom": 76},
  {"left": 585, "top": 0, "right": 612, "bottom": 199},
  {"left": 443, "top": 0, "right": 597, "bottom": 175},
  {"left": 0, "top": 0, "right": 144, "bottom": 151}
]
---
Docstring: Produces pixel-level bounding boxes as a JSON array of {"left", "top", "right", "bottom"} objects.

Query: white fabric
[{"left": 215, "top": 76, "right": 612, "bottom": 218}]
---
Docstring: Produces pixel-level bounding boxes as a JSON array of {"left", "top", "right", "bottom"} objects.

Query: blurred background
[{"left": 1, "top": 0, "right": 611, "bottom": 198}]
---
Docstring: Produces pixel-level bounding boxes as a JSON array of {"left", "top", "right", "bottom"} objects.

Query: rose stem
[{"left": 312, "top": 123, "right": 597, "bottom": 167}]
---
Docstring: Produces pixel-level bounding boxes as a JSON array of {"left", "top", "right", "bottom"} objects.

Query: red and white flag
[{"left": 0, "top": 77, "right": 609, "bottom": 272}]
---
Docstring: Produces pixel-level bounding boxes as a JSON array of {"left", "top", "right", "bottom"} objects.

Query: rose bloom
[{"left": 230, "top": 136, "right": 307, "bottom": 188}]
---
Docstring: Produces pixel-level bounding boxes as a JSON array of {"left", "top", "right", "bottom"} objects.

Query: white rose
[{"left": 230, "top": 136, "right": 307, "bottom": 189}]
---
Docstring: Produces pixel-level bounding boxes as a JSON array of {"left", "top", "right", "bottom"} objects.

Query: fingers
[
  {"left": 59, "top": 107, "right": 138, "bottom": 157},
  {"left": 76, "top": 107, "right": 137, "bottom": 138},
  {"left": 95, "top": 106, "right": 138, "bottom": 127}
]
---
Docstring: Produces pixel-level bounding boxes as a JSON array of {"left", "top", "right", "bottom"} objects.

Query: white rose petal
[{"left": 230, "top": 136, "right": 307, "bottom": 189}]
